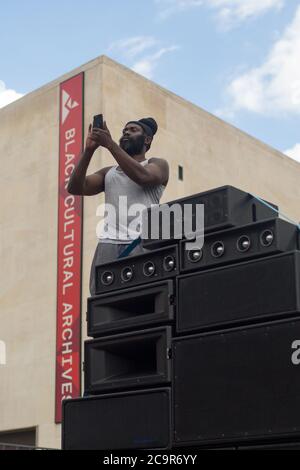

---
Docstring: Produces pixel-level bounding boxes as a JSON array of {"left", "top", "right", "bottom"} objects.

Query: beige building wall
[{"left": 0, "top": 54, "right": 299, "bottom": 449}]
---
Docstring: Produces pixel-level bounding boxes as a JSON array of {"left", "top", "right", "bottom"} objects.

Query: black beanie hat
[{"left": 126, "top": 117, "right": 158, "bottom": 137}]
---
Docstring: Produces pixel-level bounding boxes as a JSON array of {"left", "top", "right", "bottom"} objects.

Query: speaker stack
[
  {"left": 62, "top": 185, "right": 300, "bottom": 451},
  {"left": 63, "top": 245, "right": 178, "bottom": 450}
]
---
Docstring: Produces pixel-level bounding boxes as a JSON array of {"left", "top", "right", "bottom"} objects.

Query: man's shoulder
[
  {"left": 147, "top": 157, "right": 169, "bottom": 187},
  {"left": 95, "top": 165, "right": 114, "bottom": 176},
  {"left": 148, "top": 157, "right": 168, "bottom": 166}
]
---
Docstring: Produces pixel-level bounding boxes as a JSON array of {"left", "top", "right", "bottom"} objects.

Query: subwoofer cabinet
[
  {"left": 177, "top": 250, "right": 300, "bottom": 333},
  {"left": 173, "top": 318, "right": 300, "bottom": 447},
  {"left": 62, "top": 388, "right": 172, "bottom": 450}
]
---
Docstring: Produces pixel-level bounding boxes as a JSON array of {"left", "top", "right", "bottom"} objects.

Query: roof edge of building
[{"left": 1, "top": 54, "right": 299, "bottom": 168}]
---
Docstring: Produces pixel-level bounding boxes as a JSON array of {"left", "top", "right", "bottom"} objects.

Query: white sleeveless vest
[{"left": 97, "top": 159, "right": 166, "bottom": 243}]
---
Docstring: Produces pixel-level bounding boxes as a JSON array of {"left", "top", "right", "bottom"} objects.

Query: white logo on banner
[{"left": 61, "top": 90, "right": 79, "bottom": 124}]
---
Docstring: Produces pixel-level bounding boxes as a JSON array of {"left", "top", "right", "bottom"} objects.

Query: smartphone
[{"left": 93, "top": 114, "right": 104, "bottom": 129}]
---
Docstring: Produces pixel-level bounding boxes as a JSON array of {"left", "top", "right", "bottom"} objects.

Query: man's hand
[{"left": 86, "top": 121, "right": 114, "bottom": 151}]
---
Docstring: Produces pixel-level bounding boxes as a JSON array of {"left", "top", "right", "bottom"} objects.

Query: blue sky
[{"left": 1, "top": 0, "right": 300, "bottom": 162}]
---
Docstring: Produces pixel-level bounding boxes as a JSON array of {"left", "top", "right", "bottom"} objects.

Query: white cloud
[
  {"left": 209, "top": 0, "right": 284, "bottom": 29},
  {"left": 107, "top": 36, "right": 180, "bottom": 80},
  {"left": 0, "top": 80, "right": 24, "bottom": 109},
  {"left": 155, "top": 0, "right": 284, "bottom": 27},
  {"left": 132, "top": 46, "right": 180, "bottom": 79},
  {"left": 155, "top": 0, "right": 204, "bottom": 19},
  {"left": 218, "top": 5, "right": 300, "bottom": 116},
  {"left": 107, "top": 36, "right": 160, "bottom": 59},
  {"left": 283, "top": 143, "right": 300, "bottom": 163}
]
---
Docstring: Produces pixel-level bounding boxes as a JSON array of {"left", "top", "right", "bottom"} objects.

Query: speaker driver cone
[
  {"left": 211, "top": 241, "right": 225, "bottom": 258},
  {"left": 187, "top": 249, "right": 203, "bottom": 263},
  {"left": 237, "top": 235, "right": 251, "bottom": 252},
  {"left": 260, "top": 229, "right": 274, "bottom": 247},
  {"left": 143, "top": 261, "right": 156, "bottom": 277},
  {"left": 121, "top": 267, "right": 134, "bottom": 282},
  {"left": 101, "top": 271, "right": 114, "bottom": 286},
  {"left": 163, "top": 255, "right": 176, "bottom": 272}
]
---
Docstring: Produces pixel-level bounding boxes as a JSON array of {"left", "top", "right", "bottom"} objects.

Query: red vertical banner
[{"left": 55, "top": 72, "right": 84, "bottom": 423}]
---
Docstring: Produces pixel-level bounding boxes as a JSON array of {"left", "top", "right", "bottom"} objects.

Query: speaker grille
[
  {"left": 62, "top": 388, "right": 171, "bottom": 450},
  {"left": 177, "top": 250, "right": 300, "bottom": 333},
  {"left": 174, "top": 319, "right": 300, "bottom": 446}
]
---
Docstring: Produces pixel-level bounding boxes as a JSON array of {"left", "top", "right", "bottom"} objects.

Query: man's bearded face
[{"left": 119, "top": 124, "right": 148, "bottom": 156}]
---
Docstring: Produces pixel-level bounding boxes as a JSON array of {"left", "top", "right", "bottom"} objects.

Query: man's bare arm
[
  {"left": 147, "top": 157, "right": 169, "bottom": 187},
  {"left": 67, "top": 148, "right": 94, "bottom": 195},
  {"left": 67, "top": 123, "right": 113, "bottom": 196},
  {"left": 82, "top": 166, "right": 113, "bottom": 195},
  {"left": 67, "top": 153, "right": 112, "bottom": 195}
]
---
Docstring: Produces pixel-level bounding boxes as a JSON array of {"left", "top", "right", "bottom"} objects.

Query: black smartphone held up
[{"left": 93, "top": 114, "right": 104, "bottom": 129}]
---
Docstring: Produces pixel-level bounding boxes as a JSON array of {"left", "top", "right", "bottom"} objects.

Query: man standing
[{"left": 67, "top": 117, "right": 169, "bottom": 295}]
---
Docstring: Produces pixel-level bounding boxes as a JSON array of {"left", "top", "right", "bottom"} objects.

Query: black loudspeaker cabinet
[
  {"left": 62, "top": 388, "right": 171, "bottom": 450},
  {"left": 177, "top": 250, "right": 300, "bottom": 333},
  {"left": 87, "top": 280, "right": 175, "bottom": 337},
  {"left": 142, "top": 185, "right": 278, "bottom": 249},
  {"left": 95, "top": 245, "right": 178, "bottom": 294},
  {"left": 84, "top": 326, "right": 172, "bottom": 394},
  {"left": 180, "top": 218, "right": 299, "bottom": 273},
  {"left": 173, "top": 318, "right": 300, "bottom": 447}
]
